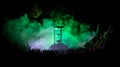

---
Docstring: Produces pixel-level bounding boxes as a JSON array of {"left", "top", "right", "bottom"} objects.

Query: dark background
[{"left": 0, "top": 0, "right": 119, "bottom": 64}]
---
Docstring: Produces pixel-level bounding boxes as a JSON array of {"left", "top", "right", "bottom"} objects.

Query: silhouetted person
[{"left": 49, "top": 40, "right": 68, "bottom": 51}]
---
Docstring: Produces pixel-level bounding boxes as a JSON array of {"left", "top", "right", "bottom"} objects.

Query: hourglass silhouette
[{"left": 49, "top": 26, "right": 68, "bottom": 50}]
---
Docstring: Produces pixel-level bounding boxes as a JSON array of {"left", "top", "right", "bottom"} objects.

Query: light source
[
  {"left": 49, "top": 26, "right": 68, "bottom": 50},
  {"left": 54, "top": 26, "right": 64, "bottom": 44}
]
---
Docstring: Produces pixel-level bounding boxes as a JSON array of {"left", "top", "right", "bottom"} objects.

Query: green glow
[{"left": 3, "top": 10, "right": 96, "bottom": 50}]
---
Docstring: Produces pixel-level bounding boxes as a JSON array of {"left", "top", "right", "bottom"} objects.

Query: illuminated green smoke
[{"left": 3, "top": 11, "right": 96, "bottom": 50}]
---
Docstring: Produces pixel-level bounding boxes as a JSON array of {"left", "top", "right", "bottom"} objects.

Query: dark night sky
[{"left": 0, "top": 0, "right": 115, "bottom": 25}]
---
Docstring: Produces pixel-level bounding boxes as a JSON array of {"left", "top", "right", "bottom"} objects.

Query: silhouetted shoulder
[{"left": 49, "top": 44, "right": 68, "bottom": 50}]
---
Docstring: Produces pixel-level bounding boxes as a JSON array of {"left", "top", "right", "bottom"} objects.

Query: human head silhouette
[{"left": 56, "top": 40, "right": 62, "bottom": 44}]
